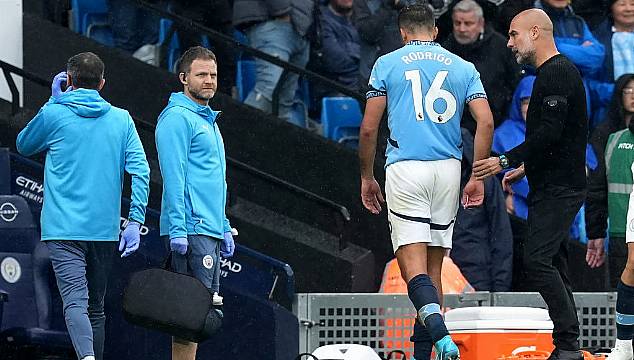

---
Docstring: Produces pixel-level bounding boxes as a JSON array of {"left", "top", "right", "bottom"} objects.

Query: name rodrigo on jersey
[{"left": 401, "top": 51, "right": 453, "bottom": 66}]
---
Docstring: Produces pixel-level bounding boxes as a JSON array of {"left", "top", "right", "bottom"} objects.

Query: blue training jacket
[
  {"left": 155, "top": 92, "right": 231, "bottom": 240},
  {"left": 16, "top": 89, "right": 150, "bottom": 241}
]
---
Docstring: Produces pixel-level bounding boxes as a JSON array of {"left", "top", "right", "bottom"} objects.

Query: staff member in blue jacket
[
  {"left": 16, "top": 52, "right": 150, "bottom": 360},
  {"left": 155, "top": 46, "right": 235, "bottom": 360}
]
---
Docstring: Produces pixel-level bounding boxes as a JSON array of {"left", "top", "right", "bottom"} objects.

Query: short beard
[
  {"left": 189, "top": 88, "right": 214, "bottom": 102},
  {"left": 516, "top": 48, "right": 537, "bottom": 66}
]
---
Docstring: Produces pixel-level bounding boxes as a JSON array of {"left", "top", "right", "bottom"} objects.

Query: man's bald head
[
  {"left": 512, "top": 9, "right": 554, "bottom": 36},
  {"left": 507, "top": 9, "right": 557, "bottom": 66}
]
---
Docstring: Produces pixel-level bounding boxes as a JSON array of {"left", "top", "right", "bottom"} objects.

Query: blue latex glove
[
  {"left": 221, "top": 231, "right": 235, "bottom": 258},
  {"left": 51, "top": 71, "right": 71, "bottom": 98},
  {"left": 171, "top": 237, "right": 188, "bottom": 255},
  {"left": 119, "top": 221, "right": 141, "bottom": 258}
]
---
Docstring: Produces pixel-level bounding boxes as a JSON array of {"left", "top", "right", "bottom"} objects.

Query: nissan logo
[{"left": 0, "top": 203, "right": 18, "bottom": 222}]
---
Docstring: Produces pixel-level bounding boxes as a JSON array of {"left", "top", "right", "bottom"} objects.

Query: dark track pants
[{"left": 525, "top": 185, "right": 586, "bottom": 351}]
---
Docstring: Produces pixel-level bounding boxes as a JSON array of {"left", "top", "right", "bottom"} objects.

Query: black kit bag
[{"left": 122, "top": 255, "right": 222, "bottom": 343}]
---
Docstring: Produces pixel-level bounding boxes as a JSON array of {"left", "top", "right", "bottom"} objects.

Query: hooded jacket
[
  {"left": 586, "top": 73, "right": 634, "bottom": 239},
  {"left": 155, "top": 92, "right": 231, "bottom": 241},
  {"left": 443, "top": 26, "right": 521, "bottom": 130},
  {"left": 16, "top": 89, "right": 150, "bottom": 241}
]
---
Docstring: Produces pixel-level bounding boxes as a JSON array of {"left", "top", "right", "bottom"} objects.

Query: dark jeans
[
  {"left": 525, "top": 185, "right": 586, "bottom": 351},
  {"left": 46, "top": 241, "right": 117, "bottom": 360},
  {"left": 108, "top": 0, "right": 160, "bottom": 53}
]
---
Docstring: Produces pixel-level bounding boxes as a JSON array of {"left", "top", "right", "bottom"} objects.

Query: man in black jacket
[
  {"left": 473, "top": 9, "right": 588, "bottom": 360},
  {"left": 443, "top": 0, "right": 521, "bottom": 132}
]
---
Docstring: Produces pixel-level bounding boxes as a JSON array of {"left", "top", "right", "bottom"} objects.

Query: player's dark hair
[
  {"left": 177, "top": 46, "right": 217, "bottom": 75},
  {"left": 398, "top": 3, "right": 436, "bottom": 34},
  {"left": 66, "top": 52, "right": 104, "bottom": 89}
]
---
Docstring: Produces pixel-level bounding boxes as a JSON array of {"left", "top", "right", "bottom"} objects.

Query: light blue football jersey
[{"left": 367, "top": 40, "right": 487, "bottom": 167}]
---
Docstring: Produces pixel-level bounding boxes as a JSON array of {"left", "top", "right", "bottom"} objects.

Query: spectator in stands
[
  {"left": 169, "top": 0, "right": 236, "bottom": 95},
  {"left": 594, "top": 0, "right": 634, "bottom": 83},
  {"left": 451, "top": 127, "right": 513, "bottom": 292},
  {"left": 584, "top": 0, "right": 634, "bottom": 130},
  {"left": 443, "top": 0, "right": 521, "bottom": 132},
  {"left": 232, "top": 0, "right": 315, "bottom": 123},
  {"left": 585, "top": 73, "right": 634, "bottom": 289},
  {"left": 15, "top": 52, "right": 150, "bottom": 360},
  {"left": 108, "top": 0, "right": 160, "bottom": 64},
  {"left": 311, "top": 0, "right": 360, "bottom": 99},
  {"left": 352, "top": 0, "right": 401, "bottom": 88},
  {"left": 535, "top": 0, "right": 607, "bottom": 129},
  {"left": 155, "top": 47, "right": 235, "bottom": 360},
  {"left": 534, "top": 0, "right": 605, "bottom": 78}
]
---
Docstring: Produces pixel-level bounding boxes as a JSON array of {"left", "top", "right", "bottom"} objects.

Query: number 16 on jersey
[{"left": 405, "top": 70, "right": 457, "bottom": 124}]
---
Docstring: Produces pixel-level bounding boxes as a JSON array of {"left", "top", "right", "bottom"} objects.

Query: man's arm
[
  {"left": 124, "top": 116, "right": 150, "bottom": 224},
  {"left": 359, "top": 95, "right": 386, "bottom": 214},
  {"left": 554, "top": 23, "right": 605, "bottom": 77},
  {"left": 469, "top": 98, "right": 494, "bottom": 163},
  {"left": 16, "top": 101, "right": 55, "bottom": 156},
  {"left": 155, "top": 113, "right": 191, "bottom": 239}
]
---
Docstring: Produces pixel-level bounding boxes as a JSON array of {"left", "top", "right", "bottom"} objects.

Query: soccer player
[
  {"left": 473, "top": 9, "right": 589, "bottom": 360},
  {"left": 155, "top": 46, "right": 235, "bottom": 360},
  {"left": 16, "top": 52, "right": 150, "bottom": 360},
  {"left": 358, "top": 4, "right": 494, "bottom": 360}
]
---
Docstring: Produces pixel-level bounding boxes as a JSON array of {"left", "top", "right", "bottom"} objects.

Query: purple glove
[
  {"left": 171, "top": 237, "right": 188, "bottom": 255},
  {"left": 220, "top": 231, "right": 235, "bottom": 258},
  {"left": 51, "top": 71, "right": 71, "bottom": 98},
  {"left": 119, "top": 221, "right": 141, "bottom": 258}
]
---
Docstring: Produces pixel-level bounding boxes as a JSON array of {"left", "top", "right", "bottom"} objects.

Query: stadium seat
[
  {"left": 159, "top": 19, "right": 180, "bottom": 72},
  {"left": 236, "top": 59, "right": 256, "bottom": 101},
  {"left": 320, "top": 97, "right": 362, "bottom": 144},
  {"left": 0, "top": 195, "right": 72, "bottom": 354},
  {"left": 71, "top": 0, "right": 113, "bottom": 47},
  {"left": 86, "top": 23, "right": 114, "bottom": 47},
  {"left": 71, "top": 0, "right": 109, "bottom": 35}
]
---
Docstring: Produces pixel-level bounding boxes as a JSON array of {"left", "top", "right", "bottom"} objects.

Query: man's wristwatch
[{"left": 498, "top": 154, "right": 509, "bottom": 169}]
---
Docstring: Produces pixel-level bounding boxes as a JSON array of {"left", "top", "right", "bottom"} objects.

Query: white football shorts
[{"left": 385, "top": 159, "right": 461, "bottom": 253}]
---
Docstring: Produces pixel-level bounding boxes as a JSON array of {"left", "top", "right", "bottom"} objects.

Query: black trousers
[
  {"left": 525, "top": 184, "right": 586, "bottom": 351},
  {"left": 609, "top": 236, "right": 628, "bottom": 290}
]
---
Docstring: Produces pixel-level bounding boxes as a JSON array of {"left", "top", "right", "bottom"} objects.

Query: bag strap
[{"left": 294, "top": 353, "right": 319, "bottom": 360}]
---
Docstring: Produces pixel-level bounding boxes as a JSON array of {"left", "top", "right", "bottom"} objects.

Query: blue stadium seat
[
  {"left": 320, "top": 97, "right": 362, "bottom": 144},
  {"left": 71, "top": 0, "right": 113, "bottom": 47},
  {"left": 236, "top": 59, "right": 256, "bottom": 101},
  {"left": 159, "top": 19, "right": 180, "bottom": 72},
  {"left": 87, "top": 23, "right": 114, "bottom": 47},
  {"left": 71, "top": 0, "right": 109, "bottom": 35}
]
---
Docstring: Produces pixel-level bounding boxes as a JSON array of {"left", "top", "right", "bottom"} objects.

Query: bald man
[{"left": 473, "top": 9, "right": 588, "bottom": 360}]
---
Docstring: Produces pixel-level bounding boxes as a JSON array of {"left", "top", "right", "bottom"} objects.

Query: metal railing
[{"left": 0, "top": 60, "right": 352, "bottom": 246}]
